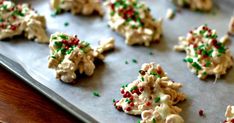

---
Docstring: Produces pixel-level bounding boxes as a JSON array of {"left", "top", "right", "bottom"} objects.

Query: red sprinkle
[
  {"left": 121, "top": 89, "right": 125, "bottom": 94},
  {"left": 146, "top": 102, "right": 151, "bottom": 106},
  {"left": 116, "top": 106, "right": 122, "bottom": 111},
  {"left": 199, "top": 109, "right": 205, "bottom": 117},
  {"left": 125, "top": 107, "right": 132, "bottom": 111},
  {"left": 129, "top": 102, "right": 134, "bottom": 107},
  {"left": 231, "top": 119, "right": 234, "bottom": 123},
  {"left": 139, "top": 87, "right": 144, "bottom": 92},
  {"left": 129, "top": 96, "right": 134, "bottom": 101},
  {"left": 123, "top": 91, "right": 131, "bottom": 98},
  {"left": 10, "top": 25, "right": 17, "bottom": 31}
]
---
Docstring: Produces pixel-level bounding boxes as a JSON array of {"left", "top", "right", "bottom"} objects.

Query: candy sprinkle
[
  {"left": 93, "top": 91, "right": 100, "bottom": 97},
  {"left": 125, "top": 60, "right": 129, "bottom": 64},
  {"left": 199, "top": 109, "right": 205, "bottom": 117},
  {"left": 132, "top": 59, "right": 138, "bottom": 64},
  {"left": 64, "top": 22, "right": 69, "bottom": 27}
]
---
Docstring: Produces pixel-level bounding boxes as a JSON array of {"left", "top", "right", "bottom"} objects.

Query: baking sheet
[{"left": 1, "top": 0, "right": 234, "bottom": 123}]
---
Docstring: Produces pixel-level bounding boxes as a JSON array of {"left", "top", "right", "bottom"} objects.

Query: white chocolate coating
[
  {"left": 174, "top": 25, "right": 233, "bottom": 79},
  {"left": 114, "top": 63, "right": 185, "bottom": 123},
  {"left": 0, "top": 1, "right": 48, "bottom": 43},
  {"left": 105, "top": 0, "right": 162, "bottom": 46},
  {"left": 48, "top": 32, "right": 115, "bottom": 83}
]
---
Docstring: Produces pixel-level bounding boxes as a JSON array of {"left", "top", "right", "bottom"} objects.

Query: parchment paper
[{"left": 0, "top": 0, "right": 234, "bottom": 123}]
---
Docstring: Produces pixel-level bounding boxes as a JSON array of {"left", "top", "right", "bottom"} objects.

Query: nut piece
[
  {"left": 0, "top": 1, "right": 48, "bottom": 43},
  {"left": 174, "top": 24, "right": 233, "bottom": 80},
  {"left": 50, "top": 0, "right": 103, "bottom": 16},
  {"left": 113, "top": 63, "right": 185, "bottom": 123},
  {"left": 105, "top": 0, "right": 162, "bottom": 46}
]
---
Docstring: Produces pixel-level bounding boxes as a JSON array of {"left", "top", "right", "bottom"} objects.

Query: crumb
[{"left": 166, "top": 8, "right": 175, "bottom": 20}]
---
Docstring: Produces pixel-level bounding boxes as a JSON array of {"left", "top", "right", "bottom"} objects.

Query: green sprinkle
[
  {"left": 211, "top": 34, "right": 218, "bottom": 39},
  {"left": 60, "top": 48, "right": 66, "bottom": 55},
  {"left": 154, "top": 97, "right": 160, "bottom": 103},
  {"left": 54, "top": 41, "right": 63, "bottom": 48},
  {"left": 199, "top": 30, "right": 206, "bottom": 35},
  {"left": 66, "top": 48, "right": 73, "bottom": 54},
  {"left": 52, "top": 36, "right": 57, "bottom": 40},
  {"left": 192, "top": 62, "right": 202, "bottom": 70},
  {"left": 132, "top": 59, "right": 138, "bottom": 63},
  {"left": 207, "top": 49, "right": 213, "bottom": 56},
  {"left": 150, "top": 72, "right": 161, "bottom": 78},
  {"left": 184, "top": 58, "right": 193, "bottom": 63},
  {"left": 110, "top": 11, "right": 115, "bottom": 16},
  {"left": 152, "top": 118, "right": 156, "bottom": 123},
  {"left": 202, "top": 72, "right": 207, "bottom": 76},
  {"left": 149, "top": 52, "right": 153, "bottom": 55},
  {"left": 218, "top": 46, "right": 226, "bottom": 54},
  {"left": 64, "top": 22, "right": 69, "bottom": 27},
  {"left": 137, "top": 120, "right": 141, "bottom": 123},
  {"left": 125, "top": 84, "right": 128, "bottom": 87},
  {"left": 130, "top": 86, "right": 138, "bottom": 92},
  {"left": 51, "top": 55, "right": 56, "bottom": 59},
  {"left": 0, "top": 18, "right": 3, "bottom": 22},
  {"left": 205, "top": 61, "right": 211, "bottom": 67},
  {"left": 125, "top": 61, "right": 129, "bottom": 64},
  {"left": 93, "top": 91, "right": 100, "bottom": 97},
  {"left": 141, "top": 77, "right": 144, "bottom": 82},
  {"left": 59, "top": 34, "right": 68, "bottom": 40},
  {"left": 12, "top": 10, "right": 25, "bottom": 17},
  {"left": 125, "top": 98, "right": 131, "bottom": 104},
  {"left": 112, "top": 99, "right": 116, "bottom": 103}
]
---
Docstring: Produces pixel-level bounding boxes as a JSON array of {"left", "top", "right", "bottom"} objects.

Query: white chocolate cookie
[
  {"left": 113, "top": 63, "right": 185, "bottom": 123},
  {"left": 0, "top": 1, "right": 48, "bottom": 43},
  {"left": 174, "top": 25, "right": 233, "bottom": 79},
  {"left": 224, "top": 105, "right": 234, "bottom": 123},
  {"left": 48, "top": 32, "right": 114, "bottom": 83},
  {"left": 105, "top": 0, "right": 162, "bottom": 46},
  {"left": 172, "top": 0, "right": 213, "bottom": 11},
  {"left": 50, "top": 0, "right": 103, "bottom": 16}
]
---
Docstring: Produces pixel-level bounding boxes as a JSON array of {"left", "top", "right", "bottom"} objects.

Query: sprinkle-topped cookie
[
  {"left": 50, "top": 0, "right": 103, "bottom": 16},
  {"left": 113, "top": 63, "right": 185, "bottom": 123},
  {"left": 105, "top": 0, "right": 162, "bottom": 46},
  {"left": 0, "top": 0, "right": 48, "bottom": 43},
  {"left": 48, "top": 32, "right": 115, "bottom": 83},
  {"left": 174, "top": 25, "right": 233, "bottom": 80}
]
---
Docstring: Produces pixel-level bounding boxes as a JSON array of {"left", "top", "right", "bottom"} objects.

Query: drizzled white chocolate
[
  {"left": 0, "top": 0, "right": 48, "bottom": 43},
  {"left": 48, "top": 32, "right": 115, "bottom": 83},
  {"left": 114, "top": 63, "right": 185, "bottom": 123},
  {"left": 174, "top": 25, "right": 233, "bottom": 80},
  {"left": 50, "top": 0, "right": 103, "bottom": 15},
  {"left": 105, "top": 0, "right": 162, "bottom": 46}
]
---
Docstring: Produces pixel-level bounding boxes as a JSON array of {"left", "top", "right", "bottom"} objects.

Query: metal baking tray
[{"left": 1, "top": 0, "right": 234, "bottom": 123}]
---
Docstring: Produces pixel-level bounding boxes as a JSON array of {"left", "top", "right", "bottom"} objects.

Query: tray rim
[{"left": 0, "top": 53, "right": 98, "bottom": 123}]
